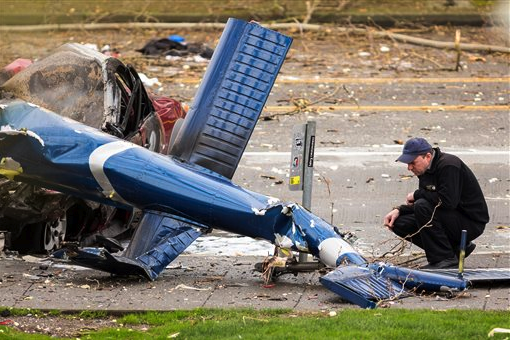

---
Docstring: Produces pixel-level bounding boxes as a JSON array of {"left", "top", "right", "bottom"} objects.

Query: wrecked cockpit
[
  {"left": 2, "top": 43, "right": 166, "bottom": 146},
  {"left": 0, "top": 43, "right": 185, "bottom": 252}
]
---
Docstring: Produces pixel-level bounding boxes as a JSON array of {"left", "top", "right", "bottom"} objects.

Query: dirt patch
[
  {"left": 2, "top": 314, "right": 114, "bottom": 338},
  {"left": 1, "top": 313, "right": 150, "bottom": 338}
]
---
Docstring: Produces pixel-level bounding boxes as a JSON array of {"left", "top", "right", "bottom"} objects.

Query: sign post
[{"left": 289, "top": 121, "right": 316, "bottom": 262}]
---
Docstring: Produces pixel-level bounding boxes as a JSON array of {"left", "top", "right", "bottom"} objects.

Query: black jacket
[{"left": 402, "top": 147, "right": 489, "bottom": 225}]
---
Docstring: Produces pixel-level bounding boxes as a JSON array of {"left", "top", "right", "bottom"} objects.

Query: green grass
[
  {"left": 77, "top": 310, "right": 109, "bottom": 319},
  {"left": 0, "top": 308, "right": 43, "bottom": 317},
  {"left": 0, "top": 308, "right": 509, "bottom": 339}
]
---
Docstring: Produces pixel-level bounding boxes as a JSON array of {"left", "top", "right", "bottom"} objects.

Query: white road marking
[
  {"left": 244, "top": 149, "right": 509, "bottom": 157},
  {"left": 242, "top": 149, "right": 509, "bottom": 165}
]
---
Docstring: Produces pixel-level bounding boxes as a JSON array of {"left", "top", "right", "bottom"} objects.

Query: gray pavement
[
  {"left": 0, "top": 252, "right": 508, "bottom": 312},
  {"left": 0, "top": 23, "right": 509, "bottom": 313}
]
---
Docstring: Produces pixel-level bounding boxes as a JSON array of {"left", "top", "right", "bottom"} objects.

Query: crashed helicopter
[{"left": 0, "top": 18, "right": 508, "bottom": 309}]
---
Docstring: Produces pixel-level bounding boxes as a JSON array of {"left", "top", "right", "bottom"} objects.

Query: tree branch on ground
[{"left": 2, "top": 22, "right": 507, "bottom": 54}]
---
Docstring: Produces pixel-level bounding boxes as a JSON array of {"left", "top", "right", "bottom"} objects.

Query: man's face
[{"left": 407, "top": 153, "right": 432, "bottom": 176}]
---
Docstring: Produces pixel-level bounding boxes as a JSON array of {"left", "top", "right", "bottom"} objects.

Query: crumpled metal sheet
[
  {"left": 369, "top": 263, "right": 469, "bottom": 292},
  {"left": 320, "top": 262, "right": 469, "bottom": 309},
  {"left": 320, "top": 265, "right": 407, "bottom": 309},
  {"left": 1, "top": 49, "right": 107, "bottom": 129},
  {"left": 53, "top": 211, "right": 205, "bottom": 280},
  {"left": 418, "top": 268, "right": 510, "bottom": 282}
]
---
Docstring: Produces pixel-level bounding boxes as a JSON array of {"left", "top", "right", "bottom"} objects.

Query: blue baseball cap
[{"left": 396, "top": 138, "right": 432, "bottom": 163}]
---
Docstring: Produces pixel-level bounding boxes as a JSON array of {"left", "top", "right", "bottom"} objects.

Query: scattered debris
[
  {"left": 138, "top": 72, "right": 161, "bottom": 87},
  {"left": 174, "top": 284, "right": 211, "bottom": 291},
  {"left": 137, "top": 36, "right": 214, "bottom": 59},
  {"left": 488, "top": 328, "right": 511, "bottom": 337},
  {"left": 399, "top": 175, "right": 414, "bottom": 180}
]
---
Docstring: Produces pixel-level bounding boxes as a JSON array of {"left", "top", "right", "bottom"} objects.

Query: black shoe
[
  {"left": 420, "top": 257, "right": 458, "bottom": 269},
  {"left": 456, "top": 242, "right": 476, "bottom": 259},
  {"left": 465, "top": 242, "right": 476, "bottom": 258}
]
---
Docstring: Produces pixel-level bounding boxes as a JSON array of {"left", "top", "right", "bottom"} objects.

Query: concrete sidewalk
[{"left": 0, "top": 252, "right": 508, "bottom": 312}]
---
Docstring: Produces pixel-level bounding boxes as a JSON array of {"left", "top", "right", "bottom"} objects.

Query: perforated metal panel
[
  {"left": 170, "top": 18, "right": 292, "bottom": 178},
  {"left": 320, "top": 266, "right": 408, "bottom": 309}
]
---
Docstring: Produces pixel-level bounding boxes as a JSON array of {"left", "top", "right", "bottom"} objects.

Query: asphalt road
[
  {"left": 0, "top": 24, "right": 509, "bottom": 315},
  {"left": 0, "top": 22, "right": 509, "bottom": 269}
]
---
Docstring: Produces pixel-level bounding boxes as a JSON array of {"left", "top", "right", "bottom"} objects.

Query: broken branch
[
  {"left": 261, "top": 86, "right": 341, "bottom": 119},
  {"left": 454, "top": 29, "right": 462, "bottom": 71},
  {"left": 3, "top": 23, "right": 508, "bottom": 54}
]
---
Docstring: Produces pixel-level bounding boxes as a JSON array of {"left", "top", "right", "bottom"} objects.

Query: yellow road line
[
  {"left": 275, "top": 77, "right": 511, "bottom": 84},
  {"left": 264, "top": 105, "right": 510, "bottom": 112},
  {"left": 170, "top": 77, "right": 510, "bottom": 84}
]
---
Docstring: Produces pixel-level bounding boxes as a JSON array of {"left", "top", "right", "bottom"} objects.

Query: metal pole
[
  {"left": 302, "top": 120, "right": 316, "bottom": 210},
  {"left": 299, "top": 121, "right": 316, "bottom": 262},
  {"left": 458, "top": 229, "right": 467, "bottom": 279}
]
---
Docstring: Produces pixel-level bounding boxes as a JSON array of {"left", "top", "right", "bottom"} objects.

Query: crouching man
[{"left": 383, "top": 137, "right": 489, "bottom": 269}]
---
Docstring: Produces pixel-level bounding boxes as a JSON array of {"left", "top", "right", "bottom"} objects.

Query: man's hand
[
  {"left": 406, "top": 192, "right": 415, "bottom": 205},
  {"left": 383, "top": 208, "right": 400, "bottom": 229}
]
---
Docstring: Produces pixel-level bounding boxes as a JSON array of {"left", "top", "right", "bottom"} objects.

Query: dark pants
[{"left": 391, "top": 199, "right": 485, "bottom": 263}]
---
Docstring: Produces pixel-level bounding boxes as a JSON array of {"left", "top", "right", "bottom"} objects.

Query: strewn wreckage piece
[
  {"left": 137, "top": 35, "right": 214, "bottom": 59},
  {"left": 0, "top": 18, "right": 508, "bottom": 308}
]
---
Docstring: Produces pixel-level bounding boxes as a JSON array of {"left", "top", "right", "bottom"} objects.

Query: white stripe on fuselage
[{"left": 89, "top": 141, "right": 138, "bottom": 203}]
